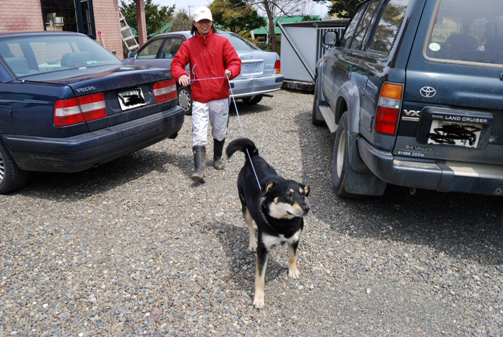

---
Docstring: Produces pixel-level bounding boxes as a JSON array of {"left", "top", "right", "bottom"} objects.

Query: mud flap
[
  {"left": 344, "top": 165, "right": 387, "bottom": 196},
  {"left": 346, "top": 131, "right": 387, "bottom": 196}
]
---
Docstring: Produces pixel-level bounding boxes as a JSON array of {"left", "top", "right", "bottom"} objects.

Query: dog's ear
[
  {"left": 301, "top": 184, "right": 310, "bottom": 197},
  {"left": 264, "top": 181, "right": 275, "bottom": 193}
]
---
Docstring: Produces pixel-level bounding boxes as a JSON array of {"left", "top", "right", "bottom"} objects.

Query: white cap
[{"left": 193, "top": 6, "right": 213, "bottom": 22}]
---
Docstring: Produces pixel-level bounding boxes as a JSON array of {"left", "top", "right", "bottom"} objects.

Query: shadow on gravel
[
  {"left": 16, "top": 147, "right": 193, "bottom": 201},
  {"left": 294, "top": 109, "right": 503, "bottom": 266},
  {"left": 201, "top": 221, "right": 287, "bottom": 293}
]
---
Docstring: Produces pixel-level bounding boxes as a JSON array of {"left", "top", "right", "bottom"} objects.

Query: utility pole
[{"left": 188, "top": 5, "right": 195, "bottom": 17}]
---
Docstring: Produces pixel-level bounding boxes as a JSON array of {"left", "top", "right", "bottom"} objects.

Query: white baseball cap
[{"left": 193, "top": 6, "right": 213, "bottom": 22}]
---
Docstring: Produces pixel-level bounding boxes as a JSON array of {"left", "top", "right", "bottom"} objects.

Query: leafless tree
[
  {"left": 246, "top": 0, "right": 312, "bottom": 52},
  {"left": 170, "top": 9, "right": 192, "bottom": 32}
]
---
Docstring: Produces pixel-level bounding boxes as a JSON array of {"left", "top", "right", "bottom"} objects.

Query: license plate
[
  {"left": 427, "top": 120, "right": 482, "bottom": 148},
  {"left": 117, "top": 88, "right": 146, "bottom": 110}
]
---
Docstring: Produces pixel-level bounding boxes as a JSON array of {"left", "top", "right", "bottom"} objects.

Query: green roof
[
  {"left": 129, "top": 21, "right": 173, "bottom": 38},
  {"left": 252, "top": 16, "right": 320, "bottom": 35}
]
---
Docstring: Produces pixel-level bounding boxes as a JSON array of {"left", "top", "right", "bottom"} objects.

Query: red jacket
[{"left": 170, "top": 30, "right": 241, "bottom": 103}]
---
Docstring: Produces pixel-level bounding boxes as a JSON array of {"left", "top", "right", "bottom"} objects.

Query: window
[
  {"left": 137, "top": 39, "right": 164, "bottom": 59},
  {"left": 41, "top": 0, "right": 96, "bottom": 39},
  {"left": 220, "top": 33, "right": 261, "bottom": 52},
  {"left": 340, "top": 5, "right": 367, "bottom": 49},
  {"left": 0, "top": 35, "right": 121, "bottom": 78},
  {"left": 424, "top": 0, "right": 503, "bottom": 66},
  {"left": 369, "top": 0, "right": 410, "bottom": 54},
  {"left": 350, "top": 1, "right": 380, "bottom": 50},
  {"left": 161, "top": 38, "right": 185, "bottom": 59}
]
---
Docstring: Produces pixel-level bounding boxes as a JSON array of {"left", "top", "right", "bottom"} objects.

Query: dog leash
[{"left": 227, "top": 77, "right": 262, "bottom": 191}]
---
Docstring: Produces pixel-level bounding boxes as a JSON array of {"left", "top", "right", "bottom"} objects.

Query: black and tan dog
[{"left": 226, "top": 138, "right": 310, "bottom": 308}]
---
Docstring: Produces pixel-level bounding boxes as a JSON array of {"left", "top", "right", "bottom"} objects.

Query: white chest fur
[{"left": 262, "top": 230, "right": 301, "bottom": 249}]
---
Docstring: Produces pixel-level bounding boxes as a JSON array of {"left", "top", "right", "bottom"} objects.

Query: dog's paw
[
  {"left": 248, "top": 239, "right": 257, "bottom": 252},
  {"left": 253, "top": 294, "right": 265, "bottom": 309},
  {"left": 288, "top": 267, "right": 300, "bottom": 279}
]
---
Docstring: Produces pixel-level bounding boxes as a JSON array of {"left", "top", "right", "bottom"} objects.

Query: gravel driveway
[{"left": 1, "top": 89, "right": 502, "bottom": 336}]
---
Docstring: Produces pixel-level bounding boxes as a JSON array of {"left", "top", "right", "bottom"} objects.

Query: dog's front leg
[
  {"left": 253, "top": 242, "right": 268, "bottom": 308},
  {"left": 242, "top": 207, "right": 257, "bottom": 251},
  {"left": 287, "top": 241, "right": 300, "bottom": 278}
]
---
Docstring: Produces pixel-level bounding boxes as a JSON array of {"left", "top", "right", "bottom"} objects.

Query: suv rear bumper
[
  {"left": 3, "top": 106, "right": 184, "bottom": 173},
  {"left": 358, "top": 138, "right": 503, "bottom": 196}
]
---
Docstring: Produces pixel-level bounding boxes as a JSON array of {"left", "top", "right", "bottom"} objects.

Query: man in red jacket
[{"left": 171, "top": 6, "right": 241, "bottom": 182}]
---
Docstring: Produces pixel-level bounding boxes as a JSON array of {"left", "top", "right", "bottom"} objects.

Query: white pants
[{"left": 192, "top": 99, "right": 229, "bottom": 147}]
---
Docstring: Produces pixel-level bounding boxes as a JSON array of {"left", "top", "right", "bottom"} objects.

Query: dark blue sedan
[{"left": 0, "top": 32, "right": 184, "bottom": 194}]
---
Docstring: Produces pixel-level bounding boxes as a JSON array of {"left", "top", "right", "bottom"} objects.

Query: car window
[
  {"left": 340, "top": 4, "right": 367, "bottom": 49},
  {"left": 424, "top": 0, "right": 503, "bottom": 66},
  {"left": 350, "top": 1, "right": 380, "bottom": 50},
  {"left": 219, "top": 33, "right": 260, "bottom": 52},
  {"left": 161, "top": 37, "right": 185, "bottom": 59},
  {"left": 0, "top": 34, "right": 121, "bottom": 78},
  {"left": 137, "top": 39, "right": 164, "bottom": 59},
  {"left": 368, "top": 0, "right": 410, "bottom": 54}
]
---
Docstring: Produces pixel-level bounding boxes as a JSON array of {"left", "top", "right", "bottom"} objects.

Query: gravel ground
[{"left": 1, "top": 89, "right": 503, "bottom": 336}]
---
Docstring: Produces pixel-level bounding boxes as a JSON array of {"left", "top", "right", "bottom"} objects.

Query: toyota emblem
[{"left": 420, "top": 86, "right": 436, "bottom": 98}]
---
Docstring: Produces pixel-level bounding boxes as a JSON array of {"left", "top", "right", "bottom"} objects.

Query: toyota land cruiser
[{"left": 313, "top": 0, "right": 503, "bottom": 197}]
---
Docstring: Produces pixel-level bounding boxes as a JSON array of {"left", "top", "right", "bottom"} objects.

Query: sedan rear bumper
[
  {"left": 3, "top": 106, "right": 184, "bottom": 173},
  {"left": 357, "top": 137, "right": 503, "bottom": 196},
  {"left": 230, "top": 75, "right": 284, "bottom": 98}
]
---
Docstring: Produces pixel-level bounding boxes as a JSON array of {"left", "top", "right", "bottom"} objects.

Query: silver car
[{"left": 123, "top": 31, "right": 284, "bottom": 115}]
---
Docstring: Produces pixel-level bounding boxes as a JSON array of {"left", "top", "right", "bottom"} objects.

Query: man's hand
[
  {"left": 178, "top": 75, "right": 189, "bottom": 86},
  {"left": 224, "top": 69, "right": 232, "bottom": 79}
]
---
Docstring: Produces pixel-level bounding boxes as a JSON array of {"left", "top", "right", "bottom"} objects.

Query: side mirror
[
  {"left": 323, "top": 31, "right": 339, "bottom": 47},
  {"left": 128, "top": 52, "right": 137, "bottom": 59}
]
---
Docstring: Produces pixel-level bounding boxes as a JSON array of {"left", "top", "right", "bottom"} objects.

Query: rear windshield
[
  {"left": 0, "top": 34, "right": 122, "bottom": 78},
  {"left": 219, "top": 33, "right": 260, "bottom": 52},
  {"left": 424, "top": 0, "right": 503, "bottom": 67}
]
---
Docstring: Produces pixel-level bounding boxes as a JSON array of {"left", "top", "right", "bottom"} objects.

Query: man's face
[{"left": 194, "top": 19, "right": 213, "bottom": 36}]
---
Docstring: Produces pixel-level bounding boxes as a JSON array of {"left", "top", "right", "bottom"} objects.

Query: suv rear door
[{"left": 397, "top": 0, "right": 503, "bottom": 165}]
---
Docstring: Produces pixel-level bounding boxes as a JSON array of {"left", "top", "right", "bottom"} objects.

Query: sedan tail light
[
  {"left": 274, "top": 60, "right": 281, "bottom": 74},
  {"left": 53, "top": 93, "right": 106, "bottom": 126},
  {"left": 153, "top": 79, "right": 177, "bottom": 103},
  {"left": 374, "top": 83, "right": 403, "bottom": 135}
]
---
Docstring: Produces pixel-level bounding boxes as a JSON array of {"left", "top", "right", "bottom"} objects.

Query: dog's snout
[{"left": 302, "top": 204, "right": 310, "bottom": 214}]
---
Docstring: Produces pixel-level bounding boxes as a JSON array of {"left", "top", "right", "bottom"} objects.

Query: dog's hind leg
[
  {"left": 287, "top": 241, "right": 300, "bottom": 279},
  {"left": 242, "top": 206, "right": 257, "bottom": 251},
  {"left": 253, "top": 243, "right": 268, "bottom": 308}
]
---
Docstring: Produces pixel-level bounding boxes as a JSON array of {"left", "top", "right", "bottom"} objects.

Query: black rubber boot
[
  {"left": 213, "top": 138, "right": 225, "bottom": 170},
  {"left": 191, "top": 146, "right": 205, "bottom": 181}
]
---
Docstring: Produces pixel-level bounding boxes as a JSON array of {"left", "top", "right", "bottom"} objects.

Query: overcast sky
[{"left": 153, "top": 0, "right": 329, "bottom": 18}]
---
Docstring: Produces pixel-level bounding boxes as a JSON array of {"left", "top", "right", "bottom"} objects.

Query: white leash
[{"left": 226, "top": 77, "right": 262, "bottom": 191}]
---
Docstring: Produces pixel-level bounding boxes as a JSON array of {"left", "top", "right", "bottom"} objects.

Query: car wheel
[
  {"left": 0, "top": 139, "right": 29, "bottom": 194},
  {"left": 312, "top": 77, "right": 326, "bottom": 126},
  {"left": 332, "top": 112, "right": 359, "bottom": 198},
  {"left": 177, "top": 85, "right": 192, "bottom": 115},
  {"left": 241, "top": 95, "right": 263, "bottom": 105}
]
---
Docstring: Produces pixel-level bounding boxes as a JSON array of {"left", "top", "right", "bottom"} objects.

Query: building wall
[
  {"left": 92, "top": 0, "right": 124, "bottom": 59},
  {"left": 0, "top": 0, "right": 124, "bottom": 59},
  {"left": 0, "top": 0, "right": 43, "bottom": 33}
]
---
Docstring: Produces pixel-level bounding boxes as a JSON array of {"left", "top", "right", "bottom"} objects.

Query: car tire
[
  {"left": 177, "top": 85, "right": 192, "bottom": 115},
  {"left": 312, "top": 77, "right": 326, "bottom": 126},
  {"left": 242, "top": 95, "right": 263, "bottom": 105},
  {"left": 0, "top": 139, "right": 29, "bottom": 194},
  {"left": 332, "top": 112, "right": 360, "bottom": 198}
]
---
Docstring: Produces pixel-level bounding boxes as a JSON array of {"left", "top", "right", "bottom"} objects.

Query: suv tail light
[
  {"left": 53, "top": 93, "right": 106, "bottom": 126},
  {"left": 274, "top": 60, "right": 281, "bottom": 74},
  {"left": 153, "top": 79, "right": 177, "bottom": 103},
  {"left": 374, "top": 83, "right": 403, "bottom": 135}
]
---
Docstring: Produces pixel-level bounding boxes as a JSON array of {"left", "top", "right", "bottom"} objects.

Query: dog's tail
[{"left": 226, "top": 137, "right": 259, "bottom": 159}]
